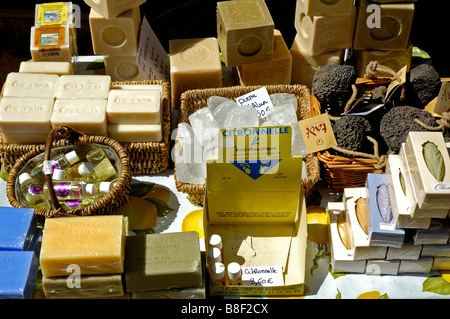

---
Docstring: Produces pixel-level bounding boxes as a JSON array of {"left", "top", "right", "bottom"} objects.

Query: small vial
[
  {"left": 210, "top": 262, "right": 226, "bottom": 285},
  {"left": 207, "top": 247, "right": 222, "bottom": 270},
  {"left": 226, "top": 262, "right": 242, "bottom": 286},
  {"left": 18, "top": 173, "right": 50, "bottom": 209},
  {"left": 30, "top": 150, "right": 81, "bottom": 184},
  {"left": 65, "top": 161, "right": 95, "bottom": 180},
  {"left": 208, "top": 234, "right": 223, "bottom": 251}
]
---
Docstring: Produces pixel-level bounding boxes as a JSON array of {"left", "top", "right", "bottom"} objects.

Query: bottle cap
[
  {"left": 52, "top": 169, "right": 66, "bottom": 181},
  {"left": 84, "top": 183, "right": 97, "bottom": 196},
  {"left": 18, "top": 173, "right": 32, "bottom": 185},
  {"left": 211, "top": 262, "right": 226, "bottom": 280},
  {"left": 208, "top": 234, "right": 223, "bottom": 250},
  {"left": 65, "top": 150, "right": 80, "bottom": 165},
  {"left": 99, "top": 181, "right": 113, "bottom": 194},
  {"left": 227, "top": 262, "right": 242, "bottom": 280},
  {"left": 78, "top": 162, "right": 94, "bottom": 176},
  {"left": 207, "top": 247, "right": 222, "bottom": 263}
]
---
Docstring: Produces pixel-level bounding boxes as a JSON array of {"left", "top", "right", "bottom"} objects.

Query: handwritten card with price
[
  {"left": 241, "top": 266, "right": 284, "bottom": 287},
  {"left": 298, "top": 113, "right": 337, "bottom": 154},
  {"left": 235, "top": 87, "right": 274, "bottom": 118}
]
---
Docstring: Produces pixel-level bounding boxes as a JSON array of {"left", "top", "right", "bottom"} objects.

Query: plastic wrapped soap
[{"left": 0, "top": 207, "right": 38, "bottom": 251}]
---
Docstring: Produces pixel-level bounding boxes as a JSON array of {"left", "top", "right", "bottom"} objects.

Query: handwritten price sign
[
  {"left": 298, "top": 113, "right": 337, "bottom": 154},
  {"left": 241, "top": 266, "right": 284, "bottom": 287}
]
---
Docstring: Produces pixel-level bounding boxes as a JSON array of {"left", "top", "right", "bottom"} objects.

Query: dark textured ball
[{"left": 333, "top": 115, "right": 373, "bottom": 153}]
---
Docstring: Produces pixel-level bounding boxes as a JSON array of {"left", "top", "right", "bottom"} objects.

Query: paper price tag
[
  {"left": 235, "top": 87, "right": 274, "bottom": 118},
  {"left": 434, "top": 81, "right": 450, "bottom": 115},
  {"left": 298, "top": 113, "right": 337, "bottom": 154},
  {"left": 385, "top": 65, "right": 407, "bottom": 102},
  {"left": 136, "top": 16, "right": 170, "bottom": 81},
  {"left": 241, "top": 265, "right": 284, "bottom": 287}
]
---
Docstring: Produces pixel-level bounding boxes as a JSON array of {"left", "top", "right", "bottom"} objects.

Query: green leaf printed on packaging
[
  {"left": 399, "top": 169, "right": 407, "bottom": 197},
  {"left": 376, "top": 183, "right": 393, "bottom": 223},
  {"left": 422, "top": 276, "right": 450, "bottom": 295},
  {"left": 422, "top": 141, "right": 445, "bottom": 182}
]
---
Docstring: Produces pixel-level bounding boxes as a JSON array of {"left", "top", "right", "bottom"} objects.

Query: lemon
[
  {"left": 439, "top": 271, "right": 450, "bottom": 283},
  {"left": 142, "top": 186, "right": 171, "bottom": 203},
  {"left": 114, "top": 196, "right": 158, "bottom": 230},
  {"left": 306, "top": 205, "right": 329, "bottom": 244},
  {"left": 182, "top": 209, "right": 204, "bottom": 239},
  {"left": 357, "top": 290, "right": 382, "bottom": 299}
]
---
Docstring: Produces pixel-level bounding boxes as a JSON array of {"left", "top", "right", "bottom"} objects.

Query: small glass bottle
[
  {"left": 85, "top": 147, "right": 119, "bottom": 182},
  {"left": 226, "top": 262, "right": 242, "bottom": 286},
  {"left": 65, "top": 161, "right": 96, "bottom": 180},
  {"left": 207, "top": 247, "right": 222, "bottom": 271},
  {"left": 30, "top": 150, "right": 81, "bottom": 184},
  {"left": 210, "top": 262, "right": 226, "bottom": 286},
  {"left": 44, "top": 180, "right": 98, "bottom": 201},
  {"left": 208, "top": 234, "right": 223, "bottom": 254},
  {"left": 18, "top": 173, "right": 51, "bottom": 209}
]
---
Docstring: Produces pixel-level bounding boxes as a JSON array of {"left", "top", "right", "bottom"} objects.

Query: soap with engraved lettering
[
  {"left": 107, "top": 123, "right": 162, "bottom": 142},
  {"left": 217, "top": 0, "right": 274, "bottom": 67},
  {"left": 0, "top": 251, "right": 38, "bottom": 299},
  {"left": 40, "top": 215, "right": 127, "bottom": 277},
  {"left": 169, "top": 37, "right": 222, "bottom": 109},
  {"left": 19, "top": 61, "right": 73, "bottom": 76},
  {"left": 353, "top": 0, "right": 414, "bottom": 50},
  {"left": 2, "top": 72, "right": 58, "bottom": 98},
  {"left": 84, "top": 0, "right": 146, "bottom": 19},
  {"left": 104, "top": 55, "right": 147, "bottom": 81},
  {"left": 55, "top": 75, "right": 111, "bottom": 99},
  {"left": 89, "top": 7, "right": 141, "bottom": 56},
  {"left": 125, "top": 231, "right": 202, "bottom": 292},
  {"left": 296, "top": 0, "right": 354, "bottom": 16},
  {"left": 51, "top": 98, "right": 108, "bottom": 136}
]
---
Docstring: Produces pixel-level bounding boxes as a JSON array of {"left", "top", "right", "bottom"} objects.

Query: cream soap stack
[
  {"left": 86, "top": 0, "right": 147, "bottom": 81},
  {"left": 290, "top": 0, "right": 355, "bottom": 88}
]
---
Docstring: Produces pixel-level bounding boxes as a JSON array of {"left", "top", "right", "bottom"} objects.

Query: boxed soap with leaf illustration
[
  {"left": 404, "top": 131, "right": 450, "bottom": 209},
  {"left": 203, "top": 126, "right": 307, "bottom": 296}
]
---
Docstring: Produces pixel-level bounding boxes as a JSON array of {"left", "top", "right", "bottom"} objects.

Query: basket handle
[{"left": 43, "top": 126, "right": 85, "bottom": 211}]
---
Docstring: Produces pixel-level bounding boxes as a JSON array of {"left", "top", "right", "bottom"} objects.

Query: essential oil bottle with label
[
  {"left": 85, "top": 147, "right": 119, "bottom": 182},
  {"left": 18, "top": 172, "right": 51, "bottom": 209},
  {"left": 30, "top": 150, "right": 81, "bottom": 185},
  {"left": 226, "top": 262, "right": 242, "bottom": 286}
]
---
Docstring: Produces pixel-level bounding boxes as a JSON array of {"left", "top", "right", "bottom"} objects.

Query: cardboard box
[
  {"left": 413, "top": 218, "right": 450, "bottom": 245},
  {"left": 399, "top": 257, "right": 433, "bottom": 274},
  {"left": 421, "top": 244, "right": 450, "bottom": 257},
  {"left": 432, "top": 257, "right": 450, "bottom": 271},
  {"left": 204, "top": 126, "right": 307, "bottom": 296},
  {"left": 366, "top": 260, "right": 399, "bottom": 275}
]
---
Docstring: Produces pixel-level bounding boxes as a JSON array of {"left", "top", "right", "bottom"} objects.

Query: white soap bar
[
  {"left": 399, "top": 258, "right": 433, "bottom": 274},
  {"left": 30, "top": 25, "right": 73, "bottom": 63},
  {"left": 2, "top": 72, "right": 58, "bottom": 98},
  {"left": 56, "top": 75, "right": 111, "bottom": 99},
  {"left": 51, "top": 98, "right": 108, "bottom": 136},
  {"left": 386, "top": 244, "right": 422, "bottom": 260},
  {"left": 107, "top": 124, "right": 162, "bottom": 143},
  {"left": 111, "top": 84, "right": 163, "bottom": 92},
  {"left": 19, "top": 61, "right": 73, "bottom": 76},
  {"left": 107, "top": 89, "right": 161, "bottom": 124},
  {"left": 366, "top": 260, "right": 399, "bottom": 275},
  {"left": 104, "top": 55, "right": 147, "bottom": 82},
  {"left": 84, "top": 0, "right": 145, "bottom": 19}
]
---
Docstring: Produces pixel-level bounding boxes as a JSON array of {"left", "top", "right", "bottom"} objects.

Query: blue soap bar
[
  {"left": 0, "top": 206, "right": 37, "bottom": 251},
  {"left": 0, "top": 251, "right": 38, "bottom": 299}
]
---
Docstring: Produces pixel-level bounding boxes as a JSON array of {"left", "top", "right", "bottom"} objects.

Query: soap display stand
[{"left": 5, "top": 125, "right": 133, "bottom": 222}]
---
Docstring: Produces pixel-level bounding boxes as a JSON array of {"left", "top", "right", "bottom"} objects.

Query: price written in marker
[
  {"left": 241, "top": 265, "right": 284, "bottom": 287},
  {"left": 236, "top": 87, "right": 274, "bottom": 118}
]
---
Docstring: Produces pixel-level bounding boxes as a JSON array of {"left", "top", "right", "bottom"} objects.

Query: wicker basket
[
  {"left": 6, "top": 126, "right": 133, "bottom": 222},
  {"left": 0, "top": 80, "right": 171, "bottom": 176},
  {"left": 174, "top": 84, "right": 321, "bottom": 205}
]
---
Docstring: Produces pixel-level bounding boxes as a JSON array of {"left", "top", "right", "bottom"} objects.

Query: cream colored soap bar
[
  {"left": 237, "top": 29, "right": 292, "bottom": 86},
  {"left": 0, "top": 97, "right": 54, "bottom": 144},
  {"left": 89, "top": 7, "right": 140, "bottom": 56},
  {"left": 107, "top": 89, "right": 161, "bottom": 124},
  {"left": 51, "top": 98, "right": 108, "bottom": 136},
  {"left": 55, "top": 75, "right": 111, "bottom": 99},
  {"left": 296, "top": 0, "right": 354, "bottom": 16},
  {"left": 2, "top": 72, "right": 58, "bottom": 98},
  {"left": 353, "top": 0, "right": 414, "bottom": 50},
  {"left": 104, "top": 55, "right": 147, "bottom": 81},
  {"left": 84, "top": 0, "right": 146, "bottom": 19},
  {"left": 30, "top": 25, "right": 73, "bottom": 63},
  {"left": 107, "top": 123, "right": 162, "bottom": 142},
  {"left": 290, "top": 33, "right": 344, "bottom": 88},
  {"left": 294, "top": 4, "right": 356, "bottom": 56},
  {"left": 217, "top": 0, "right": 274, "bottom": 67},
  {"left": 169, "top": 37, "right": 222, "bottom": 109},
  {"left": 40, "top": 215, "right": 126, "bottom": 277},
  {"left": 19, "top": 61, "right": 73, "bottom": 76}
]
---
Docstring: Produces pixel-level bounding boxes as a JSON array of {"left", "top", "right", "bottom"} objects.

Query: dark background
[{"left": 0, "top": 0, "right": 447, "bottom": 85}]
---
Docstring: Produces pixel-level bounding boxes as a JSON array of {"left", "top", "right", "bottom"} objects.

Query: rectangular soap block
[
  {"left": 0, "top": 251, "right": 39, "bottom": 299},
  {"left": 413, "top": 219, "right": 450, "bottom": 245},
  {"left": 125, "top": 231, "right": 202, "bottom": 292},
  {"left": 107, "top": 123, "right": 162, "bottom": 142},
  {"left": 421, "top": 244, "right": 450, "bottom": 257},
  {"left": 290, "top": 33, "right": 344, "bottom": 88},
  {"left": 89, "top": 7, "right": 141, "bottom": 56},
  {"left": 19, "top": 61, "right": 73, "bottom": 76},
  {"left": 104, "top": 55, "right": 147, "bottom": 82},
  {"left": 398, "top": 257, "right": 433, "bottom": 274},
  {"left": 294, "top": 3, "right": 356, "bottom": 56},
  {"left": 217, "top": 0, "right": 274, "bottom": 67},
  {"left": 84, "top": 0, "right": 146, "bottom": 19},
  {"left": 296, "top": 0, "right": 354, "bottom": 16},
  {"left": 366, "top": 173, "right": 405, "bottom": 248},
  {"left": 106, "top": 89, "right": 162, "bottom": 124},
  {"left": 43, "top": 274, "right": 124, "bottom": 299},
  {"left": 0, "top": 207, "right": 37, "bottom": 251},
  {"left": 51, "top": 98, "right": 108, "bottom": 136},
  {"left": 432, "top": 257, "right": 450, "bottom": 270},
  {"left": 55, "top": 75, "right": 111, "bottom": 99},
  {"left": 237, "top": 29, "right": 292, "bottom": 86},
  {"left": 366, "top": 259, "right": 399, "bottom": 275},
  {"left": 40, "top": 215, "right": 126, "bottom": 277},
  {"left": 30, "top": 25, "right": 73, "bottom": 63},
  {"left": 353, "top": 0, "right": 414, "bottom": 50},
  {"left": 386, "top": 244, "right": 422, "bottom": 260},
  {"left": 169, "top": 37, "right": 222, "bottom": 109},
  {"left": 404, "top": 132, "right": 450, "bottom": 209},
  {"left": 2, "top": 72, "right": 58, "bottom": 98}
]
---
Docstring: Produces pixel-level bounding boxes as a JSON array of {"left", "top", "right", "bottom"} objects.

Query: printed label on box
[
  {"left": 34, "top": 25, "right": 65, "bottom": 54},
  {"left": 235, "top": 87, "right": 274, "bottom": 118},
  {"left": 298, "top": 113, "right": 337, "bottom": 154},
  {"left": 37, "top": 2, "right": 68, "bottom": 25}
]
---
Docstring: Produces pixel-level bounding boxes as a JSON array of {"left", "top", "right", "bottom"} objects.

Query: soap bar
[
  {"left": 0, "top": 207, "right": 37, "bottom": 251},
  {"left": 366, "top": 260, "right": 399, "bottom": 275},
  {"left": 131, "top": 276, "right": 206, "bottom": 299},
  {"left": 421, "top": 244, "right": 450, "bottom": 257},
  {"left": 51, "top": 98, "right": 108, "bottom": 136},
  {"left": 386, "top": 244, "right": 422, "bottom": 260},
  {"left": 104, "top": 55, "right": 147, "bottom": 82},
  {"left": 125, "top": 231, "right": 202, "bottom": 292},
  {"left": 89, "top": 7, "right": 141, "bottom": 56},
  {"left": 169, "top": 37, "right": 222, "bottom": 109},
  {"left": 55, "top": 75, "right": 111, "bottom": 99},
  {"left": 432, "top": 257, "right": 450, "bottom": 271},
  {"left": 106, "top": 89, "right": 161, "bottom": 124},
  {"left": 0, "top": 97, "right": 54, "bottom": 144},
  {"left": 237, "top": 29, "right": 292, "bottom": 86},
  {"left": 294, "top": 4, "right": 356, "bottom": 56},
  {"left": 30, "top": 25, "right": 73, "bottom": 63},
  {"left": 107, "top": 123, "right": 162, "bottom": 142},
  {"left": 40, "top": 215, "right": 126, "bottom": 277},
  {"left": 413, "top": 219, "right": 450, "bottom": 245},
  {"left": 43, "top": 274, "right": 124, "bottom": 299},
  {"left": 296, "top": 0, "right": 354, "bottom": 16},
  {"left": 0, "top": 251, "right": 39, "bottom": 299},
  {"left": 217, "top": 0, "right": 274, "bottom": 67},
  {"left": 84, "top": 0, "right": 146, "bottom": 19},
  {"left": 19, "top": 61, "right": 73, "bottom": 76},
  {"left": 2, "top": 72, "right": 58, "bottom": 98},
  {"left": 399, "top": 257, "right": 433, "bottom": 274},
  {"left": 290, "top": 33, "right": 344, "bottom": 88},
  {"left": 353, "top": 0, "right": 414, "bottom": 50}
]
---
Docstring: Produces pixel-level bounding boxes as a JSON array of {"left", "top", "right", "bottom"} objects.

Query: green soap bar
[{"left": 125, "top": 231, "right": 203, "bottom": 292}]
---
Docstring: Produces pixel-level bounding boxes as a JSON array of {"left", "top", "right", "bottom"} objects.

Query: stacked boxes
[
  {"left": 87, "top": 0, "right": 147, "bottom": 81},
  {"left": 329, "top": 131, "right": 450, "bottom": 275}
]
